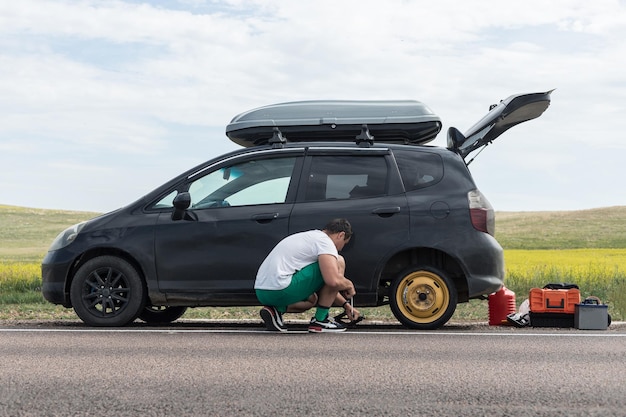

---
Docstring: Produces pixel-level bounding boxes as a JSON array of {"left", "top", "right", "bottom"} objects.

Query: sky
[{"left": 1, "top": 0, "right": 625, "bottom": 213}]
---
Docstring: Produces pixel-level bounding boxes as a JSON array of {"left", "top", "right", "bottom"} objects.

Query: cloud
[{"left": 0, "top": 0, "right": 625, "bottom": 212}]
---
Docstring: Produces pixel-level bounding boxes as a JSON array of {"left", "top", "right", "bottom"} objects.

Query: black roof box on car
[{"left": 225, "top": 100, "right": 442, "bottom": 148}]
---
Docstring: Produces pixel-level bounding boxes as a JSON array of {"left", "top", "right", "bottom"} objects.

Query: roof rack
[
  {"left": 268, "top": 127, "right": 287, "bottom": 148},
  {"left": 355, "top": 124, "right": 374, "bottom": 147}
]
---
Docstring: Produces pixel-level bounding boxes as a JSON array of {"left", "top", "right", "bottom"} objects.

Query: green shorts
[{"left": 256, "top": 262, "right": 324, "bottom": 313}]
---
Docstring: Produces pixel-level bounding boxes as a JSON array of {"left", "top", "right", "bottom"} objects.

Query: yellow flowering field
[
  {"left": 0, "top": 262, "right": 42, "bottom": 303},
  {"left": 2, "top": 250, "right": 626, "bottom": 320},
  {"left": 504, "top": 249, "right": 626, "bottom": 318}
]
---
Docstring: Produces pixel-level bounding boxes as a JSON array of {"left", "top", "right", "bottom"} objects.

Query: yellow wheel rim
[{"left": 395, "top": 270, "right": 450, "bottom": 324}]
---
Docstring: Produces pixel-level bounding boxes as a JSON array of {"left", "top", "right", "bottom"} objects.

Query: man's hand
[
  {"left": 345, "top": 302, "right": 360, "bottom": 321},
  {"left": 339, "top": 278, "right": 356, "bottom": 300},
  {"left": 343, "top": 281, "right": 356, "bottom": 298}
]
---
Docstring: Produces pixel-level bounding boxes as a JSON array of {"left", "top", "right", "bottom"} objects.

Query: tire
[
  {"left": 138, "top": 306, "right": 188, "bottom": 324},
  {"left": 390, "top": 265, "right": 458, "bottom": 330},
  {"left": 70, "top": 256, "right": 146, "bottom": 327}
]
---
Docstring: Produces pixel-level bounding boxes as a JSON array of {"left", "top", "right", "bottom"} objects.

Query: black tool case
[
  {"left": 225, "top": 100, "right": 442, "bottom": 147},
  {"left": 529, "top": 312, "right": 575, "bottom": 328}
]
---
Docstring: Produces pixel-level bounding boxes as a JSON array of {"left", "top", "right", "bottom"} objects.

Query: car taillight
[{"left": 468, "top": 190, "right": 495, "bottom": 236}]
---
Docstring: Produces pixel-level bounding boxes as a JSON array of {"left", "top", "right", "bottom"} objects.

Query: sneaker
[
  {"left": 308, "top": 316, "right": 347, "bottom": 333},
  {"left": 260, "top": 306, "right": 287, "bottom": 332}
]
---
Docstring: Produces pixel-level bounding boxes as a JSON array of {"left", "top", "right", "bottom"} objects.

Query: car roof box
[{"left": 226, "top": 100, "right": 442, "bottom": 147}]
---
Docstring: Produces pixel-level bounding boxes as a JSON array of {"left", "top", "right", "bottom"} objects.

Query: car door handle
[
  {"left": 372, "top": 206, "right": 401, "bottom": 216},
  {"left": 251, "top": 213, "right": 280, "bottom": 223}
]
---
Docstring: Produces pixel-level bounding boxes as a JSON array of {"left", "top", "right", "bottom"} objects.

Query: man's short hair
[{"left": 323, "top": 218, "right": 353, "bottom": 240}]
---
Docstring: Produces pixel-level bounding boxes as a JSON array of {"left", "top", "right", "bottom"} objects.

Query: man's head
[{"left": 323, "top": 218, "right": 353, "bottom": 250}]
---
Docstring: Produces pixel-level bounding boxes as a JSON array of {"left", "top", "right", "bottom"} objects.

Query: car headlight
[{"left": 48, "top": 221, "right": 88, "bottom": 251}]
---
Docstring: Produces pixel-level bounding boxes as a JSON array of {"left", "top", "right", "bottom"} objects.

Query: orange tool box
[{"left": 529, "top": 287, "right": 581, "bottom": 314}]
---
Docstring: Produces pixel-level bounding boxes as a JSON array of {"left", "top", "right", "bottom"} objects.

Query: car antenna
[
  {"left": 355, "top": 124, "right": 374, "bottom": 147},
  {"left": 268, "top": 127, "right": 286, "bottom": 148}
]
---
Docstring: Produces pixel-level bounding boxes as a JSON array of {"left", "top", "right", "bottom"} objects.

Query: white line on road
[{"left": 1, "top": 328, "right": 625, "bottom": 337}]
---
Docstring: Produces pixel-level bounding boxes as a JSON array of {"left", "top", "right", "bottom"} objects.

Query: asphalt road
[{"left": 1, "top": 321, "right": 625, "bottom": 417}]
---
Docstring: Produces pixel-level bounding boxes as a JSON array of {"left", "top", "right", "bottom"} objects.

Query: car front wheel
[
  {"left": 70, "top": 256, "right": 146, "bottom": 327},
  {"left": 390, "top": 266, "right": 457, "bottom": 330}
]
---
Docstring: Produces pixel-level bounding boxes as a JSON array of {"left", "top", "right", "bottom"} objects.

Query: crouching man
[{"left": 254, "top": 218, "right": 360, "bottom": 332}]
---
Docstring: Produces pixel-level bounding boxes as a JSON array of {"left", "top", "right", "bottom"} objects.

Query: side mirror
[{"left": 171, "top": 192, "right": 191, "bottom": 221}]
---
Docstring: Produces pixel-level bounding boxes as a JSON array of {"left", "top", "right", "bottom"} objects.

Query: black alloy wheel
[{"left": 70, "top": 256, "right": 146, "bottom": 327}]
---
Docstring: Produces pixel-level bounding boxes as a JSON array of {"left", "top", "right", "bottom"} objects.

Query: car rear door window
[{"left": 304, "top": 155, "right": 388, "bottom": 201}]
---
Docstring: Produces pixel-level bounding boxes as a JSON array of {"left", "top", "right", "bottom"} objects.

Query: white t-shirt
[{"left": 255, "top": 229, "right": 338, "bottom": 290}]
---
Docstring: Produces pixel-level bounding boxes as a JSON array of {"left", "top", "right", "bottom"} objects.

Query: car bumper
[
  {"left": 458, "top": 234, "right": 505, "bottom": 298},
  {"left": 41, "top": 250, "right": 74, "bottom": 307},
  {"left": 467, "top": 274, "right": 504, "bottom": 299}
]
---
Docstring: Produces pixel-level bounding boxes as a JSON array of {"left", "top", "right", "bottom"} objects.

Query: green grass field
[
  {"left": 495, "top": 206, "right": 626, "bottom": 249},
  {"left": 0, "top": 205, "right": 100, "bottom": 263},
  {"left": 1, "top": 204, "right": 625, "bottom": 322}
]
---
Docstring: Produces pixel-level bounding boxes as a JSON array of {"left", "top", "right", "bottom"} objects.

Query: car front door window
[
  {"left": 152, "top": 157, "right": 297, "bottom": 210},
  {"left": 190, "top": 158, "right": 296, "bottom": 208}
]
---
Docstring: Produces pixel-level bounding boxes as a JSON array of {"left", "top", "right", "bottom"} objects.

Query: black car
[{"left": 41, "top": 91, "right": 552, "bottom": 329}]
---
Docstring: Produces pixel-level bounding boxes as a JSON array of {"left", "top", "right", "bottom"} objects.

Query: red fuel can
[{"left": 489, "top": 287, "right": 516, "bottom": 325}]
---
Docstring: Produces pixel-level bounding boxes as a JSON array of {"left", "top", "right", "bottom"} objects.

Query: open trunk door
[{"left": 447, "top": 90, "right": 553, "bottom": 160}]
